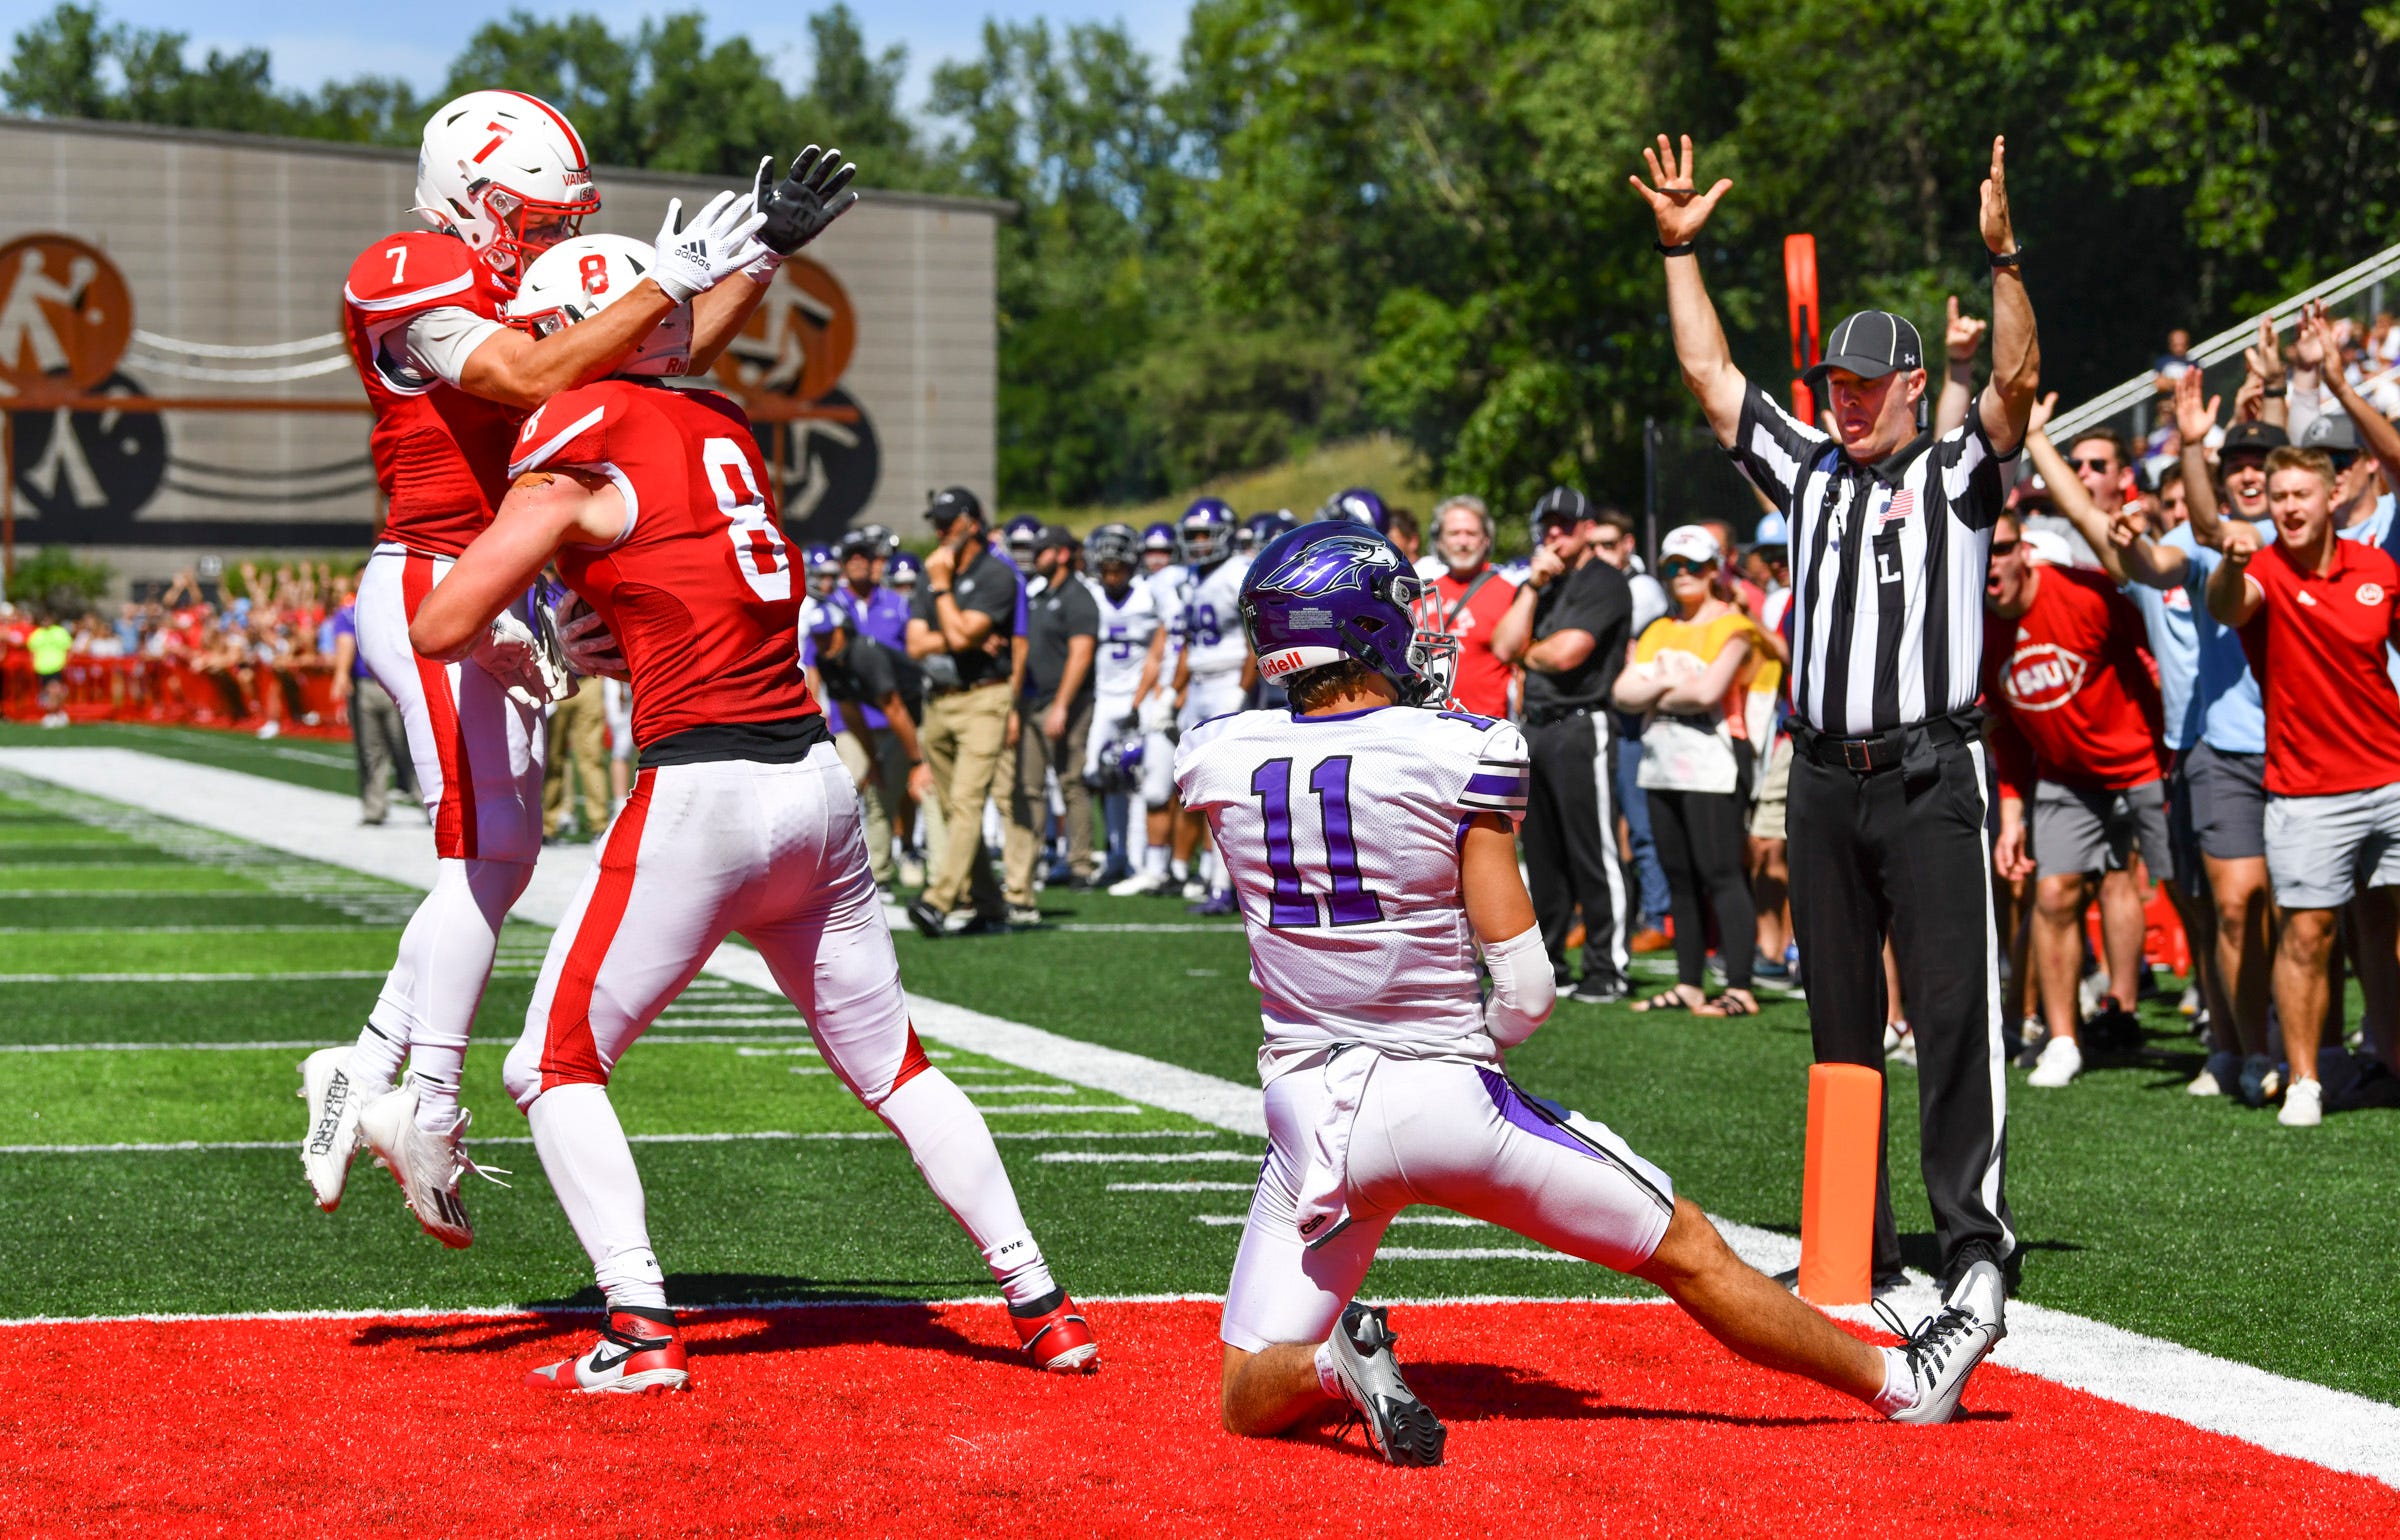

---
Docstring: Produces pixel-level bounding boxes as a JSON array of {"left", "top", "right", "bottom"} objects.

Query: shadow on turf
[
  {"left": 1404, "top": 1361, "right": 1855, "bottom": 1429},
  {"left": 351, "top": 1275, "right": 1026, "bottom": 1369}
]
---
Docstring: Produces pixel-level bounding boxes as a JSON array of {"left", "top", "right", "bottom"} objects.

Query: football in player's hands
[
  {"left": 757, "top": 145, "right": 860, "bottom": 255},
  {"left": 555, "top": 594, "right": 631, "bottom": 683}
]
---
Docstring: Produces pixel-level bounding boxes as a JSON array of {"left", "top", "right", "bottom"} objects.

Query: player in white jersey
[
  {"left": 1180, "top": 521, "right": 2005, "bottom": 1465},
  {"left": 1079, "top": 524, "right": 1167, "bottom": 882},
  {"left": 1168, "top": 498, "right": 1254, "bottom": 912},
  {"left": 1109, "top": 511, "right": 1206, "bottom": 895}
]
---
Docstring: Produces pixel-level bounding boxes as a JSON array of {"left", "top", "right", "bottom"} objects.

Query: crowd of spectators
[{"left": 0, "top": 560, "right": 359, "bottom": 734}]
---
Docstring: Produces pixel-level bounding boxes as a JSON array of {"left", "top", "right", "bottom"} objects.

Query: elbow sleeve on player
[{"left": 1483, "top": 924, "right": 1556, "bottom": 1049}]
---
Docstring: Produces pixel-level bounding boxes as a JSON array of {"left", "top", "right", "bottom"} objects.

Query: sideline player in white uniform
[
  {"left": 1110, "top": 519, "right": 1198, "bottom": 894},
  {"left": 300, "top": 95, "right": 855, "bottom": 1244},
  {"left": 1170, "top": 499, "right": 1253, "bottom": 911},
  {"left": 1080, "top": 523, "right": 1167, "bottom": 777},
  {"left": 407, "top": 235, "right": 1095, "bottom": 1392},
  {"left": 1180, "top": 522, "right": 2005, "bottom": 1465}
]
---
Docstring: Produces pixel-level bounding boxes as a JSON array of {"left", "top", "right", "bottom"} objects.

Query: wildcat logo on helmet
[{"left": 1256, "top": 533, "right": 1399, "bottom": 600}]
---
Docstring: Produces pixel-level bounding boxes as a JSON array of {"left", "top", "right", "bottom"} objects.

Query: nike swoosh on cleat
[{"left": 588, "top": 1346, "right": 634, "bottom": 1373}]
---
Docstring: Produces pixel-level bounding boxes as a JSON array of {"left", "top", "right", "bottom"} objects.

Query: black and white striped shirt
[{"left": 1727, "top": 382, "right": 2014, "bottom": 735}]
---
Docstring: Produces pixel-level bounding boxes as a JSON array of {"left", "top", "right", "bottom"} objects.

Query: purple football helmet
[
  {"left": 803, "top": 544, "right": 840, "bottom": 598},
  {"left": 1316, "top": 486, "right": 1390, "bottom": 535},
  {"left": 1180, "top": 498, "right": 1238, "bottom": 566},
  {"left": 1085, "top": 729, "right": 1146, "bottom": 793},
  {"left": 1239, "top": 509, "right": 1297, "bottom": 556},
  {"left": 1002, "top": 515, "right": 1044, "bottom": 566},
  {"left": 886, "top": 550, "right": 924, "bottom": 588},
  {"left": 1240, "top": 522, "right": 1456, "bottom": 707}
]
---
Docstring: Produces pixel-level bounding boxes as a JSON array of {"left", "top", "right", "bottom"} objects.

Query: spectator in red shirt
[
  {"left": 1415, "top": 495, "right": 1519, "bottom": 719},
  {"left": 2207, "top": 445, "right": 2400, "bottom": 1129},
  {"left": 1985, "top": 511, "right": 2170, "bottom": 1089}
]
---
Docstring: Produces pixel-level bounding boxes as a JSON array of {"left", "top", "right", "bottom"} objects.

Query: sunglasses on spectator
[
  {"left": 1658, "top": 557, "right": 1713, "bottom": 579},
  {"left": 2069, "top": 457, "right": 2117, "bottom": 473},
  {"left": 1989, "top": 538, "right": 2022, "bottom": 557}
]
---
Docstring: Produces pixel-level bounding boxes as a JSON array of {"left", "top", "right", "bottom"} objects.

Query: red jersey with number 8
[
  {"left": 341, "top": 231, "right": 525, "bottom": 556},
  {"left": 508, "top": 379, "right": 817, "bottom": 748}
]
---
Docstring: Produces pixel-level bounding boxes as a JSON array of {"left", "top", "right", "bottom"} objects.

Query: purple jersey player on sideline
[{"left": 1181, "top": 521, "right": 2006, "bottom": 1465}]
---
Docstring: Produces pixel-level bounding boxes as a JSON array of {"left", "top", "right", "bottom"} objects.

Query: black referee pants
[
  {"left": 1787, "top": 733, "right": 2013, "bottom": 1286},
  {"left": 1523, "top": 710, "right": 1626, "bottom": 990}
]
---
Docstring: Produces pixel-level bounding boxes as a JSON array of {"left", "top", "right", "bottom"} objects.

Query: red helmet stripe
[{"left": 496, "top": 89, "right": 588, "bottom": 167}]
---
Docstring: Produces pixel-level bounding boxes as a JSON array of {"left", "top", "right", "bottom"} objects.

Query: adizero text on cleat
[
  {"left": 527, "top": 1307, "right": 690, "bottom": 1395},
  {"left": 297, "top": 1048, "right": 369, "bottom": 1211},
  {"left": 1009, "top": 1290, "right": 1099, "bottom": 1372},
  {"left": 1325, "top": 1303, "right": 1446, "bottom": 1466}
]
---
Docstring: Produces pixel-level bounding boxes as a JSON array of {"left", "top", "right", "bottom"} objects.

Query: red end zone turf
[{"left": 4, "top": 1300, "right": 2392, "bottom": 1538}]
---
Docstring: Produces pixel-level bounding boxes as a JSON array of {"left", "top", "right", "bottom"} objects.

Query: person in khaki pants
[
  {"left": 905, "top": 487, "right": 1023, "bottom": 937},
  {"left": 1006, "top": 525, "right": 1099, "bottom": 911},
  {"left": 542, "top": 683, "right": 610, "bottom": 839}
]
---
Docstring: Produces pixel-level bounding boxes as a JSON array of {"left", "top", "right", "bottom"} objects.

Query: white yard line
[{"left": 2, "top": 745, "right": 2394, "bottom": 1487}]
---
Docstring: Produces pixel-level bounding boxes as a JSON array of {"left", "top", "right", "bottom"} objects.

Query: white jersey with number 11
[{"left": 1174, "top": 704, "right": 1530, "bottom": 1080}]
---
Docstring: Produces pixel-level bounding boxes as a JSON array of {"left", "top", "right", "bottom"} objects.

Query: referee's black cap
[
  {"left": 1804, "top": 310, "right": 1926, "bottom": 385},
  {"left": 925, "top": 486, "right": 984, "bottom": 530},
  {"left": 1530, "top": 485, "right": 1593, "bottom": 529}
]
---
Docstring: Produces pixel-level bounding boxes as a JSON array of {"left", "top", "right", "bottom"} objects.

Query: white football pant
[
  {"left": 502, "top": 745, "right": 1052, "bottom": 1308},
  {"left": 349, "top": 545, "right": 545, "bottom": 1127},
  {"left": 1220, "top": 1050, "right": 1677, "bottom": 1353}
]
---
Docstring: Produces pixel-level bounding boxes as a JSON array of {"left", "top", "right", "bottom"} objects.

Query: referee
[{"left": 1634, "top": 133, "right": 2038, "bottom": 1318}]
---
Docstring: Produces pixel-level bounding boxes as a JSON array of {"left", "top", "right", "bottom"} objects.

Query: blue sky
[{"left": 1, "top": 1, "right": 1192, "bottom": 114}]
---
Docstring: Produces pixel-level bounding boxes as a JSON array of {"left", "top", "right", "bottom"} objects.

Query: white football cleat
[
  {"left": 2027, "top": 1035, "right": 2082, "bottom": 1089},
  {"left": 358, "top": 1082, "right": 506, "bottom": 1248},
  {"left": 1881, "top": 1260, "right": 2007, "bottom": 1425},
  {"left": 297, "top": 1047, "right": 375, "bottom": 1211},
  {"left": 1323, "top": 1303, "right": 1445, "bottom": 1465},
  {"left": 1107, "top": 869, "right": 1173, "bottom": 897}
]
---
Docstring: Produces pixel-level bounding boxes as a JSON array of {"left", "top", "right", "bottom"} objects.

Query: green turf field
[{"left": 2, "top": 726, "right": 2396, "bottom": 1408}]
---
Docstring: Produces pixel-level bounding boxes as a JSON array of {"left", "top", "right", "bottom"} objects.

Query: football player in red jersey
[
  {"left": 302, "top": 86, "right": 863, "bottom": 1246},
  {"left": 405, "top": 235, "right": 1094, "bottom": 1393}
]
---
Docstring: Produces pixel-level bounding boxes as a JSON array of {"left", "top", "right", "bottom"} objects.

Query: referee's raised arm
[
  {"left": 1974, "top": 137, "right": 2040, "bottom": 455},
  {"left": 1630, "top": 135, "right": 1747, "bottom": 445}
]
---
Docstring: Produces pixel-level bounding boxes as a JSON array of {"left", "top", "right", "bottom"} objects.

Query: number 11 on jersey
[{"left": 1250, "top": 755, "right": 1383, "bottom": 927}]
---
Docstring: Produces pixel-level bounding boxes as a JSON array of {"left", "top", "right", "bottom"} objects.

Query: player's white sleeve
[
  {"left": 1482, "top": 925, "right": 1555, "bottom": 1047},
  {"left": 392, "top": 305, "right": 505, "bottom": 388},
  {"left": 1454, "top": 721, "right": 1531, "bottom": 822}
]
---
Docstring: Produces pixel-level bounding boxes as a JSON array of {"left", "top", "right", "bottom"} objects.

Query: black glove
[{"left": 755, "top": 146, "right": 860, "bottom": 255}]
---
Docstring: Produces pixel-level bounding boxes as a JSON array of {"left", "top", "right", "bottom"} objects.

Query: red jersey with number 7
[
  {"left": 341, "top": 230, "right": 525, "bottom": 557},
  {"left": 508, "top": 379, "right": 818, "bottom": 748}
]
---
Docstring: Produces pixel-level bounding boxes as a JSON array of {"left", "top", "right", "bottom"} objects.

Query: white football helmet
[
  {"left": 415, "top": 89, "right": 600, "bottom": 283},
  {"left": 508, "top": 235, "right": 693, "bottom": 377}
]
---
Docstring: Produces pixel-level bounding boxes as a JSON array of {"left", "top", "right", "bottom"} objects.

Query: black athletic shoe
[
  {"left": 1569, "top": 975, "right": 1630, "bottom": 1005},
  {"left": 1324, "top": 1303, "right": 1445, "bottom": 1467},
  {"left": 906, "top": 899, "right": 945, "bottom": 939}
]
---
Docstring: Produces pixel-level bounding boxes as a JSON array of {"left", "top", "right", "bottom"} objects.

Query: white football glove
[
  {"left": 1137, "top": 693, "right": 1175, "bottom": 735},
  {"left": 554, "top": 592, "right": 631, "bottom": 684},
  {"left": 468, "top": 612, "right": 552, "bottom": 708},
  {"left": 650, "top": 188, "right": 771, "bottom": 303}
]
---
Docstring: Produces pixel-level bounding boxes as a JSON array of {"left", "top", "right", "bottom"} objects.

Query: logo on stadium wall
[
  {"left": 0, "top": 234, "right": 173, "bottom": 536},
  {"left": 2004, "top": 642, "right": 2086, "bottom": 711},
  {"left": 714, "top": 255, "right": 880, "bottom": 548}
]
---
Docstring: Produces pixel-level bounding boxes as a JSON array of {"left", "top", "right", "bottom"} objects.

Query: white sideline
[{"left": 0, "top": 747, "right": 2394, "bottom": 1487}]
